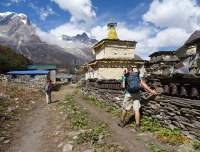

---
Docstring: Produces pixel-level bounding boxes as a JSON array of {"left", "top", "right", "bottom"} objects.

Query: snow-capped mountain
[
  {"left": 0, "top": 12, "right": 96, "bottom": 65},
  {"left": 0, "top": 12, "right": 31, "bottom": 25},
  {"left": 61, "top": 32, "right": 98, "bottom": 46},
  {"left": 0, "top": 12, "right": 34, "bottom": 38}
]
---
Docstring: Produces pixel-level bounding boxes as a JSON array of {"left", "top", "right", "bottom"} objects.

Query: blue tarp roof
[
  {"left": 7, "top": 70, "right": 49, "bottom": 75},
  {"left": 81, "top": 77, "right": 86, "bottom": 81},
  {"left": 27, "top": 65, "right": 57, "bottom": 70},
  {"left": 56, "top": 75, "right": 72, "bottom": 79}
]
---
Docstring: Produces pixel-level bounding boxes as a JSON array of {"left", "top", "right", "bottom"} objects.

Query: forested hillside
[{"left": 0, "top": 45, "right": 30, "bottom": 73}]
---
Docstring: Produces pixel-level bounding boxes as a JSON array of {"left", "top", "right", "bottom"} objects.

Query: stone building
[
  {"left": 176, "top": 30, "right": 200, "bottom": 68},
  {"left": 82, "top": 19, "right": 145, "bottom": 80},
  {"left": 6, "top": 70, "right": 49, "bottom": 88},
  {"left": 56, "top": 75, "right": 73, "bottom": 84},
  {"left": 149, "top": 51, "right": 178, "bottom": 63},
  {"left": 27, "top": 65, "right": 57, "bottom": 84}
]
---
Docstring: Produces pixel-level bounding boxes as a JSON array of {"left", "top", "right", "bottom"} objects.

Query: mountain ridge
[
  {"left": 0, "top": 12, "right": 96, "bottom": 65},
  {"left": 61, "top": 32, "right": 98, "bottom": 46}
]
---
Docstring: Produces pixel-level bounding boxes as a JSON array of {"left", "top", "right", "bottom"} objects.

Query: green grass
[
  {"left": 77, "top": 120, "right": 110, "bottom": 145},
  {"left": 144, "top": 141, "right": 171, "bottom": 152}
]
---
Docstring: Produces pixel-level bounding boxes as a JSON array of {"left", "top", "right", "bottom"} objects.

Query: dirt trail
[
  {"left": 6, "top": 105, "right": 50, "bottom": 152},
  {"left": 6, "top": 85, "right": 74, "bottom": 152},
  {"left": 5, "top": 84, "right": 178, "bottom": 152},
  {"left": 73, "top": 96, "right": 177, "bottom": 152}
]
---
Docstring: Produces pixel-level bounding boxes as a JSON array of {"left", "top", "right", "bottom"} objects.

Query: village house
[
  {"left": 5, "top": 65, "right": 57, "bottom": 88},
  {"left": 82, "top": 19, "right": 146, "bottom": 80},
  {"left": 56, "top": 75, "right": 73, "bottom": 84},
  {"left": 6, "top": 70, "right": 49, "bottom": 88},
  {"left": 176, "top": 30, "right": 200, "bottom": 69}
]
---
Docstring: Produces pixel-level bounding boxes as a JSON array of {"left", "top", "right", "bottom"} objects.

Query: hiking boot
[
  {"left": 135, "top": 124, "right": 140, "bottom": 132},
  {"left": 117, "top": 119, "right": 125, "bottom": 128}
]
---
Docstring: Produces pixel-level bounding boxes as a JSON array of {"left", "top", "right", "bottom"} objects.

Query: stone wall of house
[
  {"left": 81, "top": 79, "right": 200, "bottom": 141},
  {"left": 6, "top": 75, "right": 47, "bottom": 88},
  {"left": 50, "top": 70, "right": 56, "bottom": 84}
]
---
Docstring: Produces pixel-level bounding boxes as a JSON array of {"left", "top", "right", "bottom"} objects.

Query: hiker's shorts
[{"left": 122, "top": 93, "right": 141, "bottom": 111}]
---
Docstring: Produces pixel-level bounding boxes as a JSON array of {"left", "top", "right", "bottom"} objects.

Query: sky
[{"left": 1, "top": 0, "right": 200, "bottom": 60}]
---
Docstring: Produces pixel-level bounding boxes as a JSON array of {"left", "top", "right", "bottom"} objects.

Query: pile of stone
[{"left": 0, "top": 74, "right": 8, "bottom": 81}]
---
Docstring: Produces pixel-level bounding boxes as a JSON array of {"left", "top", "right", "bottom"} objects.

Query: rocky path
[
  {"left": 5, "top": 84, "right": 74, "bottom": 152},
  {"left": 5, "top": 84, "right": 184, "bottom": 152}
]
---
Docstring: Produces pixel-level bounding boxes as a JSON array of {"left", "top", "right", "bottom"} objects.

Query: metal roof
[
  {"left": 56, "top": 75, "right": 73, "bottom": 79},
  {"left": 27, "top": 65, "right": 57, "bottom": 70},
  {"left": 7, "top": 70, "right": 49, "bottom": 75}
]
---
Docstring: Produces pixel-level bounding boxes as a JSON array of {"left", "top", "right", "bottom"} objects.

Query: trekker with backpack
[
  {"left": 44, "top": 79, "right": 53, "bottom": 104},
  {"left": 117, "top": 65, "right": 157, "bottom": 131}
]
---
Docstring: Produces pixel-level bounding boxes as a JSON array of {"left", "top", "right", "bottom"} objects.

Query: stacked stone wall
[
  {"left": 142, "top": 97, "right": 200, "bottom": 141},
  {"left": 0, "top": 74, "right": 47, "bottom": 88},
  {"left": 81, "top": 79, "right": 200, "bottom": 141},
  {"left": 81, "top": 79, "right": 124, "bottom": 108}
]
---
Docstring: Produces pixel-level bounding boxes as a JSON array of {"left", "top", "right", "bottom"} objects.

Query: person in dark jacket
[{"left": 44, "top": 79, "right": 53, "bottom": 104}]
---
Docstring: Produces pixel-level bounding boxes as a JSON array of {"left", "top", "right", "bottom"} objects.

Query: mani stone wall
[
  {"left": 81, "top": 79, "right": 124, "bottom": 108},
  {"left": 142, "top": 96, "right": 200, "bottom": 141},
  {"left": 6, "top": 75, "right": 47, "bottom": 88},
  {"left": 81, "top": 79, "right": 200, "bottom": 141}
]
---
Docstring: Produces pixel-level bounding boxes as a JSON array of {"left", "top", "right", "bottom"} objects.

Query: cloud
[
  {"left": 50, "top": 23, "right": 85, "bottom": 36},
  {"left": 28, "top": 3, "right": 56, "bottom": 21},
  {"left": 90, "top": 25, "right": 108, "bottom": 40},
  {"left": 143, "top": 0, "right": 200, "bottom": 33},
  {"left": 35, "top": 27, "right": 60, "bottom": 44},
  {"left": 117, "top": 22, "right": 154, "bottom": 41},
  {"left": 0, "top": 2, "right": 11, "bottom": 6},
  {"left": 131, "top": 0, "right": 200, "bottom": 59},
  {"left": 51, "top": 0, "right": 96, "bottom": 30},
  {"left": 35, "top": 25, "right": 87, "bottom": 49},
  {"left": 11, "top": 0, "right": 25, "bottom": 3},
  {"left": 90, "top": 22, "right": 154, "bottom": 42},
  {"left": 147, "top": 28, "right": 190, "bottom": 48},
  {"left": 46, "top": 0, "right": 97, "bottom": 39}
]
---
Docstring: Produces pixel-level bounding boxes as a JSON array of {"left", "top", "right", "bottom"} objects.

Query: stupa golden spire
[{"left": 107, "top": 18, "right": 118, "bottom": 39}]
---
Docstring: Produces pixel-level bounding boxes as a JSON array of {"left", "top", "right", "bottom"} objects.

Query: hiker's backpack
[
  {"left": 45, "top": 84, "right": 51, "bottom": 92},
  {"left": 126, "top": 72, "right": 140, "bottom": 93}
]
